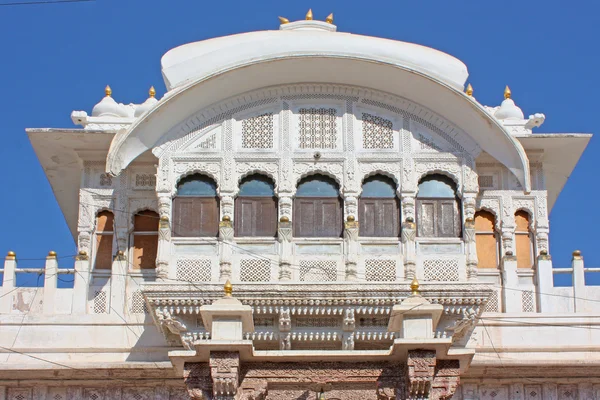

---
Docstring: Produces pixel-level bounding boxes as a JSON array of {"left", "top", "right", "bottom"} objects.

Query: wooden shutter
[
  {"left": 95, "top": 211, "right": 114, "bottom": 270},
  {"left": 133, "top": 210, "right": 159, "bottom": 270},
  {"left": 515, "top": 211, "right": 532, "bottom": 268},
  {"left": 173, "top": 197, "right": 219, "bottom": 237},
  {"left": 294, "top": 198, "right": 342, "bottom": 238},
  {"left": 438, "top": 199, "right": 460, "bottom": 238},
  {"left": 475, "top": 211, "right": 498, "bottom": 269},
  {"left": 359, "top": 198, "right": 399, "bottom": 237},
  {"left": 235, "top": 197, "right": 277, "bottom": 237},
  {"left": 417, "top": 199, "right": 436, "bottom": 237}
]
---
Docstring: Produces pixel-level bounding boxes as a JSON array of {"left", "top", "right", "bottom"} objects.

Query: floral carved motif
[{"left": 183, "top": 362, "right": 212, "bottom": 400}]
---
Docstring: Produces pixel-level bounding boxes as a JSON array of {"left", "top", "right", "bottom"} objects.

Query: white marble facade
[{"left": 1, "top": 15, "right": 596, "bottom": 400}]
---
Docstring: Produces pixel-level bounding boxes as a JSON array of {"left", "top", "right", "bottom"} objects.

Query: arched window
[
  {"left": 173, "top": 174, "right": 219, "bottom": 237},
  {"left": 235, "top": 175, "right": 277, "bottom": 237},
  {"left": 515, "top": 210, "right": 533, "bottom": 268},
  {"left": 132, "top": 210, "right": 159, "bottom": 270},
  {"left": 95, "top": 210, "right": 114, "bottom": 270},
  {"left": 294, "top": 174, "right": 342, "bottom": 238},
  {"left": 475, "top": 210, "right": 499, "bottom": 269},
  {"left": 359, "top": 175, "right": 400, "bottom": 237},
  {"left": 416, "top": 174, "right": 461, "bottom": 237}
]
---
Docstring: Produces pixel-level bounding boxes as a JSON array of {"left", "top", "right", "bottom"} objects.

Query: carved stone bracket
[
  {"left": 407, "top": 350, "right": 437, "bottom": 398},
  {"left": 431, "top": 360, "right": 461, "bottom": 400},
  {"left": 210, "top": 351, "right": 240, "bottom": 399}
]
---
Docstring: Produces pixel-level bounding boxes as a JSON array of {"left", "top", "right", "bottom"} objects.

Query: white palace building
[{"left": 1, "top": 11, "right": 597, "bottom": 400}]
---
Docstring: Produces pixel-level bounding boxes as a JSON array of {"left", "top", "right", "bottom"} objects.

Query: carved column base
[
  {"left": 219, "top": 262, "right": 232, "bottom": 282},
  {"left": 404, "top": 261, "right": 416, "bottom": 280},
  {"left": 466, "top": 261, "right": 478, "bottom": 281},
  {"left": 278, "top": 262, "right": 292, "bottom": 281},
  {"left": 345, "top": 261, "right": 358, "bottom": 281}
]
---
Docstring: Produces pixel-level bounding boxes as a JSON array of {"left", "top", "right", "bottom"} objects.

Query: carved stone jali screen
[{"left": 182, "top": 350, "right": 460, "bottom": 400}]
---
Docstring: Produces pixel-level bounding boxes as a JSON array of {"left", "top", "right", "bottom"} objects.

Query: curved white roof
[
  {"left": 106, "top": 24, "right": 531, "bottom": 191},
  {"left": 161, "top": 28, "right": 469, "bottom": 91}
]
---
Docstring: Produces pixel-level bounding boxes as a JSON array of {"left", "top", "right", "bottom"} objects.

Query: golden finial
[
  {"left": 222, "top": 215, "right": 231, "bottom": 222},
  {"left": 325, "top": 13, "right": 334, "bottom": 24},
  {"left": 306, "top": 9, "right": 313, "bottom": 20},
  {"left": 224, "top": 280, "right": 233, "bottom": 297},
  {"left": 573, "top": 249, "right": 583, "bottom": 260},
  {"left": 280, "top": 215, "right": 290, "bottom": 223},
  {"left": 7, "top": 251, "right": 16, "bottom": 259},
  {"left": 149, "top": 86, "right": 156, "bottom": 98},
  {"left": 347, "top": 215, "right": 355, "bottom": 222},
  {"left": 466, "top": 83, "right": 473, "bottom": 96},
  {"left": 410, "top": 277, "right": 420, "bottom": 296},
  {"left": 278, "top": 16, "right": 289, "bottom": 24},
  {"left": 105, "top": 85, "right": 112, "bottom": 97},
  {"left": 48, "top": 250, "right": 57, "bottom": 258},
  {"left": 504, "top": 85, "right": 511, "bottom": 99}
]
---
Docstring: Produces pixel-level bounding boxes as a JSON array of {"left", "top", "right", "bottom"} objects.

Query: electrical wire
[{"left": 0, "top": 0, "right": 94, "bottom": 6}]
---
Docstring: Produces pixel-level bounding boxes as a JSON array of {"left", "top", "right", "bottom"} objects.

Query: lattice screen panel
[
  {"left": 242, "top": 113, "right": 274, "bottom": 149},
  {"left": 362, "top": 113, "right": 393, "bottom": 149},
  {"left": 195, "top": 132, "right": 218, "bottom": 149},
  {"left": 129, "top": 290, "right": 147, "bottom": 314},
  {"left": 92, "top": 290, "right": 108, "bottom": 314},
  {"left": 176, "top": 258, "right": 212, "bottom": 282},
  {"left": 365, "top": 259, "right": 396, "bottom": 281},
  {"left": 522, "top": 290, "right": 535, "bottom": 313},
  {"left": 423, "top": 259, "right": 459, "bottom": 281},
  {"left": 484, "top": 290, "right": 500, "bottom": 313},
  {"left": 299, "top": 260, "right": 338, "bottom": 281},
  {"left": 239, "top": 259, "right": 272, "bottom": 282},
  {"left": 298, "top": 107, "right": 337, "bottom": 149},
  {"left": 478, "top": 175, "right": 495, "bottom": 189}
]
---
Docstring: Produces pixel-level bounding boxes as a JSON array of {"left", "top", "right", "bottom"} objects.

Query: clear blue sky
[{"left": 0, "top": 0, "right": 597, "bottom": 284}]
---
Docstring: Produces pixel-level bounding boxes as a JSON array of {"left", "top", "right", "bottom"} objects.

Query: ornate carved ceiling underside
[{"left": 146, "top": 85, "right": 489, "bottom": 200}]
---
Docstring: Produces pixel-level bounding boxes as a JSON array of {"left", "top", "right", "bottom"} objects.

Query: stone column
[
  {"left": 278, "top": 216, "right": 292, "bottom": 281},
  {"left": 573, "top": 250, "right": 586, "bottom": 312},
  {"left": 219, "top": 217, "right": 234, "bottom": 282},
  {"left": 0, "top": 251, "right": 16, "bottom": 314},
  {"left": 536, "top": 249, "right": 553, "bottom": 312},
  {"left": 462, "top": 194, "right": 478, "bottom": 280},
  {"left": 110, "top": 251, "right": 127, "bottom": 315},
  {"left": 43, "top": 251, "right": 58, "bottom": 314},
  {"left": 463, "top": 217, "right": 478, "bottom": 281},
  {"left": 73, "top": 250, "right": 91, "bottom": 314},
  {"left": 156, "top": 193, "right": 172, "bottom": 280},
  {"left": 401, "top": 218, "right": 417, "bottom": 280},
  {"left": 501, "top": 252, "right": 521, "bottom": 313},
  {"left": 344, "top": 215, "right": 359, "bottom": 281}
]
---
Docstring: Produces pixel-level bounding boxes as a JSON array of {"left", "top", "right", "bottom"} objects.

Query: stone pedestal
[
  {"left": 200, "top": 296, "right": 254, "bottom": 341},
  {"left": 388, "top": 295, "right": 443, "bottom": 339}
]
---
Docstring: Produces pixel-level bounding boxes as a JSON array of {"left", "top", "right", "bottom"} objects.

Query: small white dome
[
  {"left": 134, "top": 97, "right": 158, "bottom": 117},
  {"left": 495, "top": 98, "right": 524, "bottom": 120},
  {"left": 91, "top": 87, "right": 130, "bottom": 118}
]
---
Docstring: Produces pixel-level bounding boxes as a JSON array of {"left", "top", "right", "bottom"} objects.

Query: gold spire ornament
[
  {"left": 105, "top": 85, "right": 112, "bottom": 97},
  {"left": 278, "top": 16, "right": 289, "bottom": 24},
  {"left": 224, "top": 280, "right": 233, "bottom": 297},
  {"left": 504, "top": 85, "right": 511, "bottom": 99},
  {"left": 466, "top": 83, "right": 473, "bottom": 96},
  {"left": 305, "top": 9, "right": 313, "bottom": 20},
  {"left": 149, "top": 86, "right": 156, "bottom": 98},
  {"left": 410, "top": 277, "right": 420, "bottom": 296},
  {"left": 325, "top": 13, "right": 334, "bottom": 24}
]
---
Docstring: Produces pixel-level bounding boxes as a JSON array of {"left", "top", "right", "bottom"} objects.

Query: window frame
[
  {"left": 172, "top": 174, "right": 220, "bottom": 238},
  {"left": 93, "top": 210, "right": 115, "bottom": 272},
  {"left": 130, "top": 210, "right": 159, "bottom": 271}
]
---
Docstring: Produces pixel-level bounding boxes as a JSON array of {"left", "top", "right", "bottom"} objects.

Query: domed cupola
[
  {"left": 134, "top": 86, "right": 159, "bottom": 117},
  {"left": 91, "top": 86, "right": 130, "bottom": 118},
  {"left": 494, "top": 86, "right": 524, "bottom": 120}
]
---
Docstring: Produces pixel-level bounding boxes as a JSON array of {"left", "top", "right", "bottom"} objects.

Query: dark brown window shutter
[
  {"left": 417, "top": 199, "right": 436, "bottom": 237},
  {"left": 235, "top": 197, "right": 277, "bottom": 237},
  {"left": 359, "top": 198, "right": 400, "bottom": 237},
  {"left": 294, "top": 198, "right": 342, "bottom": 238},
  {"left": 173, "top": 197, "right": 219, "bottom": 237}
]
